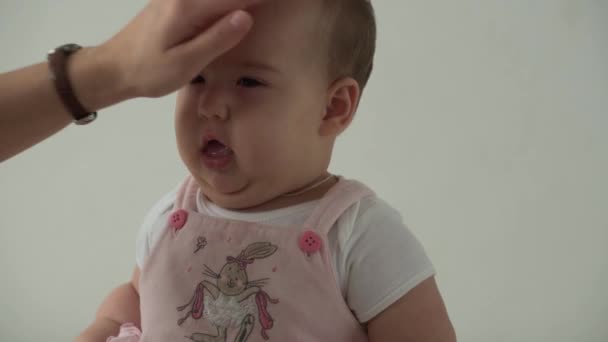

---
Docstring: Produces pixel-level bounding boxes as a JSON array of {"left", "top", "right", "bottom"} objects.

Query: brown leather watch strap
[{"left": 47, "top": 44, "right": 97, "bottom": 125}]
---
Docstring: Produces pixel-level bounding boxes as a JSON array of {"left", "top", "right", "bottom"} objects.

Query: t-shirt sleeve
[
  {"left": 135, "top": 186, "right": 179, "bottom": 269},
  {"left": 343, "top": 197, "right": 436, "bottom": 323}
]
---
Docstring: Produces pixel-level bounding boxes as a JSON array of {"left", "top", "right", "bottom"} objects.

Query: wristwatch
[{"left": 47, "top": 43, "right": 97, "bottom": 125}]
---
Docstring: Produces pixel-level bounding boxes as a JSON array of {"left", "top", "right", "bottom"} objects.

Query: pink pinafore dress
[{"left": 109, "top": 176, "right": 374, "bottom": 342}]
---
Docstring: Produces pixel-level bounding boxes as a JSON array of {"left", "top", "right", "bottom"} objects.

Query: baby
[{"left": 79, "top": 0, "right": 455, "bottom": 341}]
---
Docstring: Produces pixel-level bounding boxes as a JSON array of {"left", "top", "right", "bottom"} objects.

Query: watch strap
[{"left": 47, "top": 44, "right": 97, "bottom": 125}]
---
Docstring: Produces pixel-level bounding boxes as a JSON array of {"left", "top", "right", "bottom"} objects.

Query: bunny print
[{"left": 178, "top": 241, "right": 279, "bottom": 341}]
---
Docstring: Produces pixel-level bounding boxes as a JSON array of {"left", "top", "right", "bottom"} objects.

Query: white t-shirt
[{"left": 136, "top": 184, "right": 435, "bottom": 323}]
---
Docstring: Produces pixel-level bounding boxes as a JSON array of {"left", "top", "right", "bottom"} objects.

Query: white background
[{"left": 0, "top": 1, "right": 606, "bottom": 341}]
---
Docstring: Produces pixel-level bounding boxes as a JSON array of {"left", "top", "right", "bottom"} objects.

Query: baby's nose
[
  {"left": 198, "top": 108, "right": 229, "bottom": 121},
  {"left": 197, "top": 87, "right": 230, "bottom": 121}
]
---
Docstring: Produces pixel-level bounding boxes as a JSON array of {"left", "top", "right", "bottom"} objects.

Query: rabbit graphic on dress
[{"left": 178, "top": 241, "right": 279, "bottom": 342}]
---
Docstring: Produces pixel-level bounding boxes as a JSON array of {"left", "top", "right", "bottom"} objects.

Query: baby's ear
[{"left": 320, "top": 77, "right": 360, "bottom": 137}]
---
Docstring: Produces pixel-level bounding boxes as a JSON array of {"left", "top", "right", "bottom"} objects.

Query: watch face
[
  {"left": 63, "top": 43, "right": 81, "bottom": 52},
  {"left": 48, "top": 44, "right": 82, "bottom": 56},
  {"left": 74, "top": 112, "right": 97, "bottom": 125}
]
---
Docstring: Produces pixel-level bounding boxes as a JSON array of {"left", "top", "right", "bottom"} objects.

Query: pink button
[
  {"left": 299, "top": 230, "right": 322, "bottom": 255},
  {"left": 169, "top": 209, "right": 188, "bottom": 230}
]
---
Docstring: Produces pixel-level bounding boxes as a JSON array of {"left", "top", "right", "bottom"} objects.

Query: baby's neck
[{"left": 237, "top": 175, "right": 339, "bottom": 213}]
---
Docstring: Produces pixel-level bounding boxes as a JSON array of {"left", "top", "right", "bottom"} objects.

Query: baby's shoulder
[
  {"left": 338, "top": 181, "right": 404, "bottom": 225},
  {"left": 334, "top": 186, "right": 407, "bottom": 240},
  {"left": 139, "top": 184, "right": 180, "bottom": 231}
]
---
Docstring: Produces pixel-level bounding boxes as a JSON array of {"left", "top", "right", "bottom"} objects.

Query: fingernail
[{"left": 230, "top": 11, "right": 251, "bottom": 28}]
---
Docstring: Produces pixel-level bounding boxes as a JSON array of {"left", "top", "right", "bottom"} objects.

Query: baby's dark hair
[{"left": 321, "top": 0, "right": 377, "bottom": 91}]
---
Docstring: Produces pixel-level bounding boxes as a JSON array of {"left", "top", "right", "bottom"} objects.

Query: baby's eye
[
  {"left": 237, "top": 77, "right": 264, "bottom": 88},
  {"left": 190, "top": 75, "right": 205, "bottom": 85}
]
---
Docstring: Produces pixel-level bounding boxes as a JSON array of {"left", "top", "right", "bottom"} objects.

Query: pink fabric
[
  {"left": 106, "top": 323, "right": 141, "bottom": 342},
  {"left": 255, "top": 290, "right": 279, "bottom": 340},
  {"left": 136, "top": 176, "right": 374, "bottom": 341},
  {"left": 191, "top": 283, "right": 205, "bottom": 320},
  {"left": 227, "top": 255, "right": 254, "bottom": 270}
]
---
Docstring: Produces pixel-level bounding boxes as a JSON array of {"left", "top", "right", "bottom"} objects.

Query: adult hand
[
  {"left": 102, "top": 0, "right": 265, "bottom": 98},
  {"left": 0, "top": 0, "right": 265, "bottom": 162}
]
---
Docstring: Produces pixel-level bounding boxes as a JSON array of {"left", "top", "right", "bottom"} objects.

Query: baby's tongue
[{"left": 204, "top": 141, "right": 233, "bottom": 157}]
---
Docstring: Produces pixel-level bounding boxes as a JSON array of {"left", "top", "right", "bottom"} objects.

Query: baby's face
[{"left": 175, "top": 0, "right": 333, "bottom": 210}]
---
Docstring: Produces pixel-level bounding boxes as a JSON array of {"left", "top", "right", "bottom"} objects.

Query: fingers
[
  {"left": 171, "top": 10, "right": 254, "bottom": 76},
  {"left": 175, "top": 0, "right": 265, "bottom": 28},
  {"left": 190, "top": 0, "right": 267, "bottom": 18},
  {"left": 112, "top": 0, "right": 269, "bottom": 98}
]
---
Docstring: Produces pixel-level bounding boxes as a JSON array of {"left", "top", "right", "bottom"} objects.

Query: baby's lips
[{"left": 201, "top": 131, "right": 230, "bottom": 149}]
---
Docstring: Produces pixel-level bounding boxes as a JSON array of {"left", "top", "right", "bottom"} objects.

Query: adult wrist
[{"left": 67, "top": 45, "right": 134, "bottom": 115}]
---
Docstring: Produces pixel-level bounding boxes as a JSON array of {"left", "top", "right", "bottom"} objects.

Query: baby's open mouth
[
  {"left": 201, "top": 138, "right": 234, "bottom": 170},
  {"left": 203, "top": 139, "right": 233, "bottom": 158}
]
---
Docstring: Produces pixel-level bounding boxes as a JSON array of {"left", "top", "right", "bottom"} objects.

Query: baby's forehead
[
  {"left": 215, "top": 47, "right": 325, "bottom": 81},
  {"left": 252, "top": 2, "right": 323, "bottom": 39},
  {"left": 250, "top": 0, "right": 324, "bottom": 21},
  {"left": 229, "top": 1, "right": 328, "bottom": 68}
]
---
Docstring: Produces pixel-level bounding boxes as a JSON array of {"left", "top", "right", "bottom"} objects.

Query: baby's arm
[
  {"left": 341, "top": 197, "right": 456, "bottom": 341},
  {"left": 367, "top": 276, "right": 456, "bottom": 342},
  {"left": 75, "top": 267, "right": 141, "bottom": 342}
]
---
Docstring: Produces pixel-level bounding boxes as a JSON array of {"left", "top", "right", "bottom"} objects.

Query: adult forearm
[{"left": 0, "top": 45, "right": 130, "bottom": 162}]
